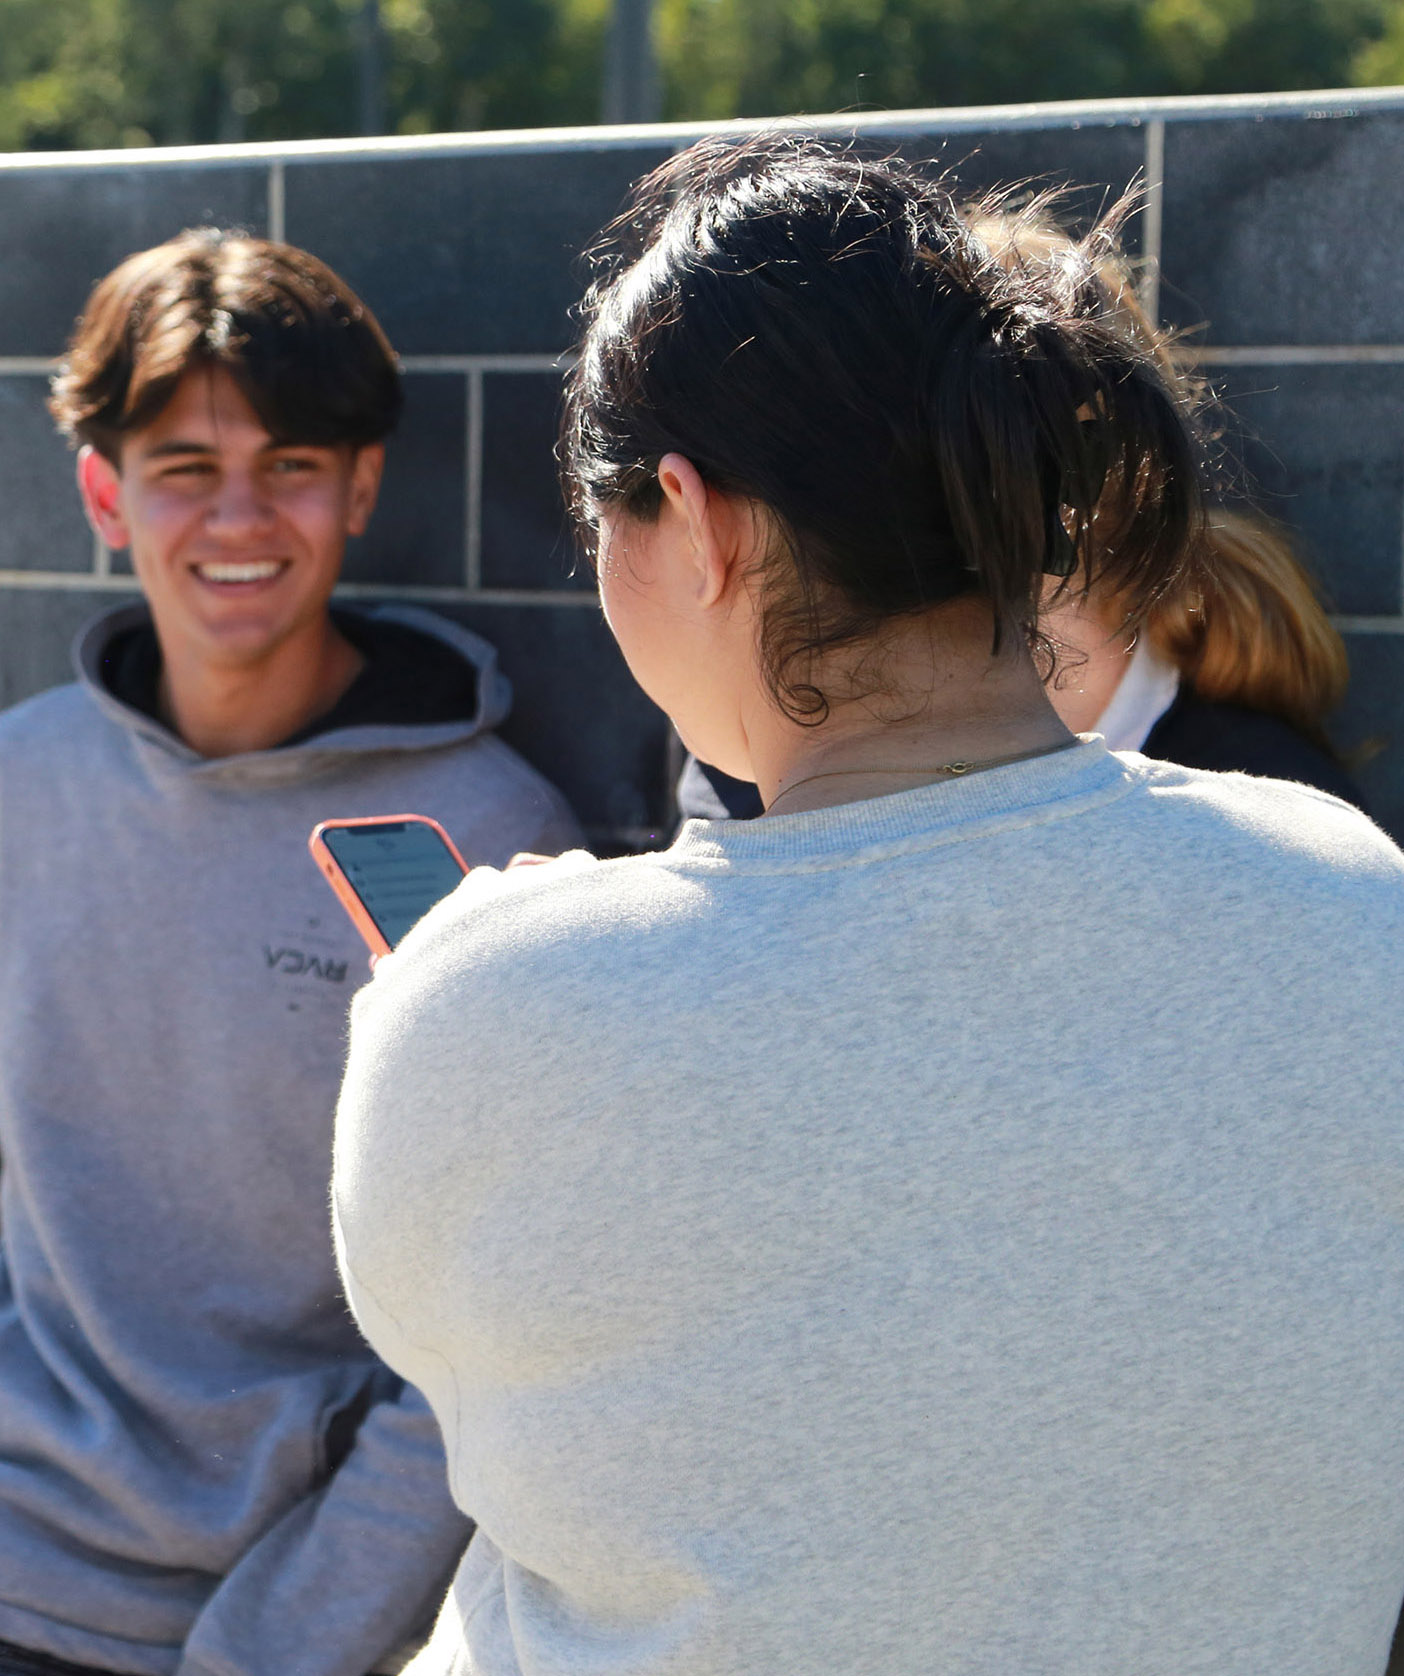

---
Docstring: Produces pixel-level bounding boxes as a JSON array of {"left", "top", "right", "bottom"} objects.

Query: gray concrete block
[
  {"left": 283, "top": 144, "right": 674, "bottom": 356},
  {"left": 0, "top": 585, "right": 136, "bottom": 710},
  {"left": 1332, "top": 632, "right": 1404, "bottom": 845},
  {"left": 344, "top": 372, "right": 468, "bottom": 588},
  {"left": 422, "top": 598, "right": 669, "bottom": 847},
  {"left": 480, "top": 369, "right": 588, "bottom": 592},
  {"left": 0, "top": 377, "right": 97, "bottom": 572},
  {"left": 0, "top": 164, "right": 269, "bottom": 357},
  {"left": 1212, "top": 363, "right": 1404, "bottom": 617},
  {"left": 1160, "top": 111, "right": 1404, "bottom": 345},
  {"left": 895, "top": 121, "right": 1149, "bottom": 247}
]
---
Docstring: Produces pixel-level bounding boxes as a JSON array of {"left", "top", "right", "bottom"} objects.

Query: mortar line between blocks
[
  {"left": 400, "top": 354, "right": 571, "bottom": 374},
  {"left": 466, "top": 367, "right": 484, "bottom": 592},
  {"left": 267, "top": 161, "right": 286, "bottom": 242},
  {"left": 1331, "top": 616, "right": 1404, "bottom": 634},
  {"left": 1189, "top": 345, "right": 1404, "bottom": 365},
  {"left": 0, "top": 571, "right": 142, "bottom": 592},
  {"left": 0, "top": 571, "right": 600, "bottom": 604},
  {"left": 0, "top": 353, "right": 582, "bottom": 377},
  {"left": 1140, "top": 119, "right": 1165, "bottom": 325}
]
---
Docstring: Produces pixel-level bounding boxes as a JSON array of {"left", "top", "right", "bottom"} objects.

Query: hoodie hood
[{"left": 74, "top": 599, "right": 513, "bottom": 786}]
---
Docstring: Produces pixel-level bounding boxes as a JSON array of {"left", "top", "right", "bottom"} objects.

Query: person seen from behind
[
  {"left": 678, "top": 196, "right": 1365, "bottom": 820},
  {"left": 332, "top": 135, "right": 1404, "bottom": 1676}
]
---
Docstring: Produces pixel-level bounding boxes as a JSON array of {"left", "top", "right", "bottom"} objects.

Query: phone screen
[{"left": 320, "top": 820, "right": 467, "bottom": 950}]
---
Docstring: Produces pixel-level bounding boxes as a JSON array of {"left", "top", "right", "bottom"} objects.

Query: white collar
[{"left": 1094, "top": 635, "right": 1181, "bottom": 752}]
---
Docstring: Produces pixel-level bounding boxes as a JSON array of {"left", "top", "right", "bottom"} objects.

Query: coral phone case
[{"left": 309, "top": 814, "right": 468, "bottom": 958}]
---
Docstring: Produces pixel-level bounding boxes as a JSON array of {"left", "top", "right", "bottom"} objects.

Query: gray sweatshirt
[
  {"left": 0, "top": 603, "right": 581, "bottom": 1675},
  {"left": 336, "top": 741, "right": 1404, "bottom": 1676}
]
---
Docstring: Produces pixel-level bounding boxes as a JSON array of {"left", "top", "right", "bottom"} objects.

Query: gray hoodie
[{"left": 0, "top": 602, "right": 582, "bottom": 1676}]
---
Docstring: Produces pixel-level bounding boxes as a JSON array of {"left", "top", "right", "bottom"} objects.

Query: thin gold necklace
[{"left": 766, "top": 738, "right": 1077, "bottom": 815}]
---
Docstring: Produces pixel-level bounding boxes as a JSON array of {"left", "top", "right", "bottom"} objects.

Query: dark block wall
[
  {"left": 1215, "top": 363, "right": 1404, "bottom": 619},
  {"left": 344, "top": 372, "right": 470, "bottom": 589},
  {"left": 0, "top": 163, "right": 269, "bottom": 356},
  {"left": 0, "top": 377, "right": 93, "bottom": 571},
  {"left": 893, "top": 120, "right": 1149, "bottom": 246},
  {"left": 282, "top": 144, "right": 674, "bottom": 355},
  {"left": 480, "top": 370, "right": 586, "bottom": 593},
  {"left": 1160, "top": 110, "right": 1404, "bottom": 346},
  {"left": 1, "top": 90, "right": 1402, "bottom": 844}
]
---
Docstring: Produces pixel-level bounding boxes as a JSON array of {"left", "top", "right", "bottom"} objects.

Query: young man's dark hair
[
  {"left": 50, "top": 227, "right": 403, "bottom": 461},
  {"left": 0, "top": 229, "right": 580, "bottom": 1676}
]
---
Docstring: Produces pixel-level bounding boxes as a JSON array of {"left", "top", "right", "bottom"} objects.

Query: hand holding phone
[{"left": 309, "top": 814, "right": 468, "bottom": 958}]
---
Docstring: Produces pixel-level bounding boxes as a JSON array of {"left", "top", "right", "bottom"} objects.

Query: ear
[
  {"left": 77, "top": 447, "right": 130, "bottom": 550},
  {"left": 655, "top": 452, "right": 748, "bottom": 609},
  {"left": 345, "top": 443, "right": 385, "bottom": 538}
]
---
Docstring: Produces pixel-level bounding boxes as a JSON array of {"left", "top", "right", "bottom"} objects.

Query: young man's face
[{"left": 79, "top": 364, "right": 383, "bottom": 675}]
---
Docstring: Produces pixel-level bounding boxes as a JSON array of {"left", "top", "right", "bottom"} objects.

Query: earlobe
[{"left": 76, "top": 447, "right": 130, "bottom": 550}]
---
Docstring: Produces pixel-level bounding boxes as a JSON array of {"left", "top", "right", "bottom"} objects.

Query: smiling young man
[
  {"left": 0, "top": 231, "right": 581, "bottom": 1676},
  {"left": 79, "top": 358, "right": 383, "bottom": 757}
]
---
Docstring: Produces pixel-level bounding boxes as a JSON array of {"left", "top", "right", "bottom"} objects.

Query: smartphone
[{"left": 309, "top": 814, "right": 468, "bottom": 958}]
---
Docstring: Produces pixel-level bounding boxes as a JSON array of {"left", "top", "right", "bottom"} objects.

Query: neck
[
  {"left": 750, "top": 601, "right": 1075, "bottom": 816},
  {"left": 158, "top": 619, "right": 364, "bottom": 757},
  {"left": 1041, "top": 588, "right": 1136, "bottom": 734}
]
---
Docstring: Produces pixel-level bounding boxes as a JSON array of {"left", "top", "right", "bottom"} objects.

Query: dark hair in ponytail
[{"left": 563, "top": 132, "right": 1207, "bottom": 720}]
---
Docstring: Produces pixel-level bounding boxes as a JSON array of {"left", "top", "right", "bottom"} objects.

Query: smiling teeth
[{"left": 197, "top": 561, "right": 282, "bottom": 583}]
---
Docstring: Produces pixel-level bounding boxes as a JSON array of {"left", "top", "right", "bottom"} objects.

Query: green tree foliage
[
  {"left": 382, "top": 0, "right": 604, "bottom": 136},
  {"left": 0, "top": 0, "right": 606, "bottom": 149},
  {"left": 654, "top": 0, "right": 1397, "bottom": 119},
  {"left": 0, "top": 0, "right": 1397, "bottom": 151},
  {"left": 1139, "top": 0, "right": 1391, "bottom": 93},
  {"left": 1353, "top": 0, "right": 1404, "bottom": 79}
]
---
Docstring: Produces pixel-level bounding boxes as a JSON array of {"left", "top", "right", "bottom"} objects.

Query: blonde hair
[
  {"left": 968, "top": 201, "right": 1348, "bottom": 745},
  {"left": 1152, "top": 510, "right": 1348, "bottom": 751}
]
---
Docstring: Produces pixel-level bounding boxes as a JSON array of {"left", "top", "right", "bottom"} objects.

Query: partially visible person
[
  {"left": 673, "top": 749, "right": 764, "bottom": 819},
  {"left": 678, "top": 201, "right": 1364, "bottom": 820},
  {"left": 0, "top": 229, "right": 579, "bottom": 1675},
  {"left": 993, "top": 207, "right": 1364, "bottom": 805},
  {"left": 334, "top": 136, "right": 1404, "bottom": 1676},
  {"left": 1044, "top": 505, "right": 1361, "bottom": 802}
]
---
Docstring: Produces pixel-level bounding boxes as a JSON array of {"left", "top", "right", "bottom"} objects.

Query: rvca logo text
[{"left": 264, "top": 946, "right": 349, "bottom": 983}]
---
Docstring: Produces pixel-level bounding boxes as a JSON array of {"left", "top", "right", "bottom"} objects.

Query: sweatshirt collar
[
  {"left": 666, "top": 737, "right": 1135, "bottom": 868},
  {"left": 73, "top": 600, "right": 512, "bottom": 781}
]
